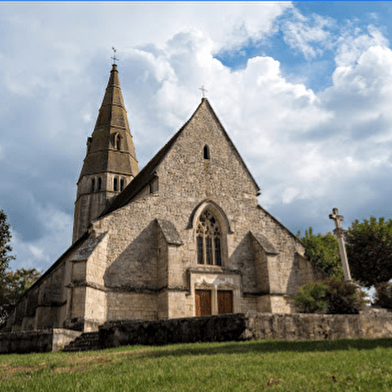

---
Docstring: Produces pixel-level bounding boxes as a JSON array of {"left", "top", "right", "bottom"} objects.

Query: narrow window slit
[{"left": 203, "top": 145, "right": 210, "bottom": 160}]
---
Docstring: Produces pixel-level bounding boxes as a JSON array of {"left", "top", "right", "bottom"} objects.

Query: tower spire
[{"left": 72, "top": 64, "right": 139, "bottom": 242}]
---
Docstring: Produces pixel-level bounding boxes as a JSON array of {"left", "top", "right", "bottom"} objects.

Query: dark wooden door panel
[
  {"left": 195, "top": 290, "right": 212, "bottom": 316},
  {"left": 218, "top": 290, "right": 233, "bottom": 314}
]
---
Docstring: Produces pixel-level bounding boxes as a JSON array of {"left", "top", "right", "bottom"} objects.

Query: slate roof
[{"left": 100, "top": 98, "right": 260, "bottom": 218}]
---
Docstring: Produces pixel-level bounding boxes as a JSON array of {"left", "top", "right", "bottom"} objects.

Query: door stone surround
[{"left": 189, "top": 270, "right": 241, "bottom": 316}]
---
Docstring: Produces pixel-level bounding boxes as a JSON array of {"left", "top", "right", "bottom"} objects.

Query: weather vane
[
  {"left": 111, "top": 47, "right": 119, "bottom": 64},
  {"left": 199, "top": 85, "right": 208, "bottom": 98}
]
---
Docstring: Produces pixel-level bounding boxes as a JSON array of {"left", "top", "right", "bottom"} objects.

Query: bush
[
  {"left": 324, "top": 278, "right": 365, "bottom": 314},
  {"left": 374, "top": 282, "right": 392, "bottom": 309},
  {"left": 294, "top": 281, "right": 328, "bottom": 313},
  {"left": 295, "top": 279, "right": 366, "bottom": 314}
]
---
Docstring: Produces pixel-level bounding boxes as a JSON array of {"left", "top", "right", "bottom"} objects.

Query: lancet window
[
  {"left": 196, "top": 210, "right": 222, "bottom": 266},
  {"left": 203, "top": 145, "right": 210, "bottom": 160},
  {"left": 112, "top": 133, "right": 121, "bottom": 150}
]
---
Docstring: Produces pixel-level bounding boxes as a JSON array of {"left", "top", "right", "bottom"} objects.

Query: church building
[{"left": 5, "top": 64, "right": 323, "bottom": 332}]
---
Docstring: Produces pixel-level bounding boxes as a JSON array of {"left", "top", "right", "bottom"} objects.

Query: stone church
[{"left": 5, "top": 64, "right": 322, "bottom": 332}]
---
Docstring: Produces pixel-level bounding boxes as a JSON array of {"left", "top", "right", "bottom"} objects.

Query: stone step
[{"left": 63, "top": 332, "right": 102, "bottom": 352}]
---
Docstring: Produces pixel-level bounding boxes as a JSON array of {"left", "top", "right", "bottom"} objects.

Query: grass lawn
[{"left": 1, "top": 338, "right": 392, "bottom": 391}]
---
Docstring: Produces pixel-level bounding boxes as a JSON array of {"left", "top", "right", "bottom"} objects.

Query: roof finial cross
[
  {"left": 111, "top": 47, "right": 119, "bottom": 64},
  {"left": 199, "top": 85, "right": 208, "bottom": 98}
]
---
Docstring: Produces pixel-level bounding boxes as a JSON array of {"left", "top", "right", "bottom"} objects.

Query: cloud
[
  {"left": 281, "top": 9, "right": 336, "bottom": 59},
  {"left": 335, "top": 24, "right": 389, "bottom": 67},
  {"left": 10, "top": 205, "right": 72, "bottom": 271}
]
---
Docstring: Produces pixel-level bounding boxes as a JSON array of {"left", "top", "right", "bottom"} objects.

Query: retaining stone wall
[
  {"left": 245, "top": 312, "right": 392, "bottom": 341},
  {"left": 99, "top": 312, "right": 392, "bottom": 349},
  {"left": 99, "top": 314, "right": 247, "bottom": 348},
  {"left": 3, "top": 312, "right": 392, "bottom": 354}
]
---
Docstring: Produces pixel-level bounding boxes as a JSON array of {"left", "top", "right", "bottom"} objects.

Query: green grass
[{"left": 1, "top": 339, "right": 392, "bottom": 391}]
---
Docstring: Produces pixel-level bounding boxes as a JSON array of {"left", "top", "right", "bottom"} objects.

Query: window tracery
[{"left": 196, "top": 210, "right": 222, "bottom": 265}]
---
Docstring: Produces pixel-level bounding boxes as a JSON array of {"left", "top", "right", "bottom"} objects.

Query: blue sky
[{"left": 2, "top": 1, "right": 392, "bottom": 271}]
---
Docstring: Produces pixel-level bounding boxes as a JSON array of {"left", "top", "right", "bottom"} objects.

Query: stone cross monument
[{"left": 329, "top": 208, "right": 352, "bottom": 282}]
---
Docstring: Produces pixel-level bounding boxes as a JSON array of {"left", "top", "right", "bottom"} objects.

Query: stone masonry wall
[
  {"left": 245, "top": 312, "right": 392, "bottom": 340},
  {"left": 98, "top": 312, "right": 392, "bottom": 349}
]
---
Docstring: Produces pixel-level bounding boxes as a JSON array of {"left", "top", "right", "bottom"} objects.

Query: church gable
[{"left": 156, "top": 98, "right": 260, "bottom": 202}]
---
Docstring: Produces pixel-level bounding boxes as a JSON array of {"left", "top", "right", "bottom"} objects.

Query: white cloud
[
  {"left": 335, "top": 25, "right": 389, "bottom": 67},
  {"left": 281, "top": 9, "right": 335, "bottom": 59}
]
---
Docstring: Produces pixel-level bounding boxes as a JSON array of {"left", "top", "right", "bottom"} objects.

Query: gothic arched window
[
  {"left": 113, "top": 177, "right": 118, "bottom": 192},
  {"left": 196, "top": 210, "right": 222, "bottom": 265},
  {"left": 120, "top": 178, "right": 124, "bottom": 191},
  {"left": 91, "top": 178, "right": 95, "bottom": 192},
  {"left": 98, "top": 177, "right": 102, "bottom": 191},
  {"left": 116, "top": 137, "right": 121, "bottom": 150}
]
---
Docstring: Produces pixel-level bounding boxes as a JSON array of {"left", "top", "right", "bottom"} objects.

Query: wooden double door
[{"left": 195, "top": 290, "right": 233, "bottom": 316}]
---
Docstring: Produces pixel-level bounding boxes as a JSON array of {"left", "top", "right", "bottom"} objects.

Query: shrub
[
  {"left": 295, "top": 279, "right": 366, "bottom": 314},
  {"left": 294, "top": 281, "right": 328, "bottom": 313},
  {"left": 374, "top": 282, "right": 392, "bottom": 309},
  {"left": 324, "top": 278, "right": 365, "bottom": 314}
]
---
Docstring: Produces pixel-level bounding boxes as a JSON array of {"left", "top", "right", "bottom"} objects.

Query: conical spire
[
  {"left": 73, "top": 64, "right": 139, "bottom": 243},
  {"left": 79, "top": 64, "right": 139, "bottom": 179}
]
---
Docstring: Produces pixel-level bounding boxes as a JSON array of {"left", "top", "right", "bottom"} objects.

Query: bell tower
[{"left": 72, "top": 63, "right": 139, "bottom": 242}]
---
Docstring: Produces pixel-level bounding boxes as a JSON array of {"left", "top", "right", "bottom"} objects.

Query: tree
[
  {"left": 0, "top": 268, "right": 42, "bottom": 326},
  {"left": 299, "top": 227, "right": 343, "bottom": 279},
  {"left": 0, "top": 210, "right": 42, "bottom": 325},
  {"left": 346, "top": 217, "right": 392, "bottom": 288},
  {"left": 0, "top": 210, "right": 15, "bottom": 274}
]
